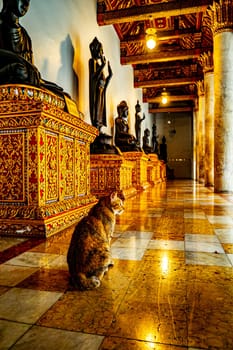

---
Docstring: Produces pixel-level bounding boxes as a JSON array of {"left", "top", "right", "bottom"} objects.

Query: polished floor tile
[
  {"left": 184, "top": 219, "right": 214, "bottom": 235},
  {"left": 185, "top": 251, "right": 232, "bottom": 267},
  {"left": 5, "top": 251, "right": 60, "bottom": 268},
  {"left": 227, "top": 254, "right": 233, "bottom": 265},
  {"left": 187, "top": 282, "right": 233, "bottom": 349},
  {"left": 185, "top": 240, "right": 225, "bottom": 254},
  {"left": 10, "top": 325, "right": 104, "bottom": 350},
  {"left": 0, "top": 288, "right": 62, "bottom": 323},
  {"left": 0, "top": 264, "right": 38, "bottom": 286},
  {"left": 184, "top": 212, "right": 206, "bottom": 219},
  {"left": 111, "top": 246, "right": 146, "bottom": 260},
  {"left": 206, "top": 215, "right": 233, "bottom": 225},
  {"left": 222, "top": 243, "right": 233, "bottom": 253},
  {"left": 0, "top": 237, "right": 27, "bottom": 252},
  {"left": 16, "top": 268, "right": 69, "bottom": 292},
  {"left": 45, "top": 254, "right": 68, "bottom": 270},
  {"left": 214, "top": 228, "right": 233, "bottom": 243},
  {"left": 0, "top": 180, "right": 233, "bottom": 350},
  {"left": 148, "top": 239, "right": 184, "bottom": 251},
  {"left": 185, "top": 233, "right": 220, "bottom": 243},
  {"left": 112, "top": 231, "right": 153, "bottom": 249},
  {"left": 0, "top": 320, "right": 31, "bottom": 350},
  {"left": 100, "top": 336, "right": 188, "bottom": 349}
]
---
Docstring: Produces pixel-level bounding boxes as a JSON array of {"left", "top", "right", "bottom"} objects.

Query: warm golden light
[
  {"left": 146, "top": 28, "right": 157, "bottom": 49},
  {"left": 161, "top": 89, "right": 168, "bottom": 105},
  {"left": 161, "top": 95, "right": 168, "bottom": 104},
  {"left": 161, "top": 254, "right": 169, "bottom": 274},
  {"left": 145, "top": 333, "right": 156, "bottom": 348}
]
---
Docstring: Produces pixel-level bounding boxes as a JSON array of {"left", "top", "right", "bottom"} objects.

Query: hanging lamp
[
  {"left": 161, "top": 88, "right": 168, "bottom": 105},
  {"left": 145, "top": 28, "right": 157, "bottom": 49}
]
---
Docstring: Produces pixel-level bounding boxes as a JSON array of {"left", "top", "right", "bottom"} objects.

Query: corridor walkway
[{"left": 0, "top": 180, "right": 233, "bottom": 349}]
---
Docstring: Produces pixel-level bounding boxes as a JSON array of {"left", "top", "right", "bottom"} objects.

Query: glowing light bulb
[
  {"left": 146, "top": 37, "right": 156, "bottom": 49},
  {"left": 146, "top": 28, "right": 157, "bottom": 50},
  {"left": 161, "top": 95, "right": 168, "bottom": 104},
  {"left": 161, "top": 89, "right": 168, "bottom": 105}
]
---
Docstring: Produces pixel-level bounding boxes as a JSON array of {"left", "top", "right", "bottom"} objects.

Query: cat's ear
[{"left": 110, "top": 191, "right": 118, "bottom": 201}]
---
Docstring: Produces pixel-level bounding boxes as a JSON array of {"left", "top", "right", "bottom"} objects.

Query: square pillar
[
  {"left": 123, "top": 152, "right": 150, "bottom": 191},
  {"left": 0, "top": 85, "right": 98, "bottom": 237},
  {"left": 147, "top": 154, "right": 165, "bottom": 185},
  {"left": 90, "top": 154, "right": 136, "bottom": 198}
]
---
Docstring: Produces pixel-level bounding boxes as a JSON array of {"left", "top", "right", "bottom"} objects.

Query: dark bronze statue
[
  {"left": 0, "top": 0, "right": 64, "bottom": 95},
  {"left": 135, "top": 100, "right": 145, "bottom": 147},
  {"left": 152, "top": 123, "right": 159, "bottom": 154},
  {"left": 89, "top": 37, "right": 112, "bottom": 131},
  {"left": 143, "top": 128, "right": 152, "bottom": 154},
  {"left": 115, "top": 100, "right": 140, "bottom": 152},
  {"left": 159, "top": 135, "right": 167, "bottom": 162}
]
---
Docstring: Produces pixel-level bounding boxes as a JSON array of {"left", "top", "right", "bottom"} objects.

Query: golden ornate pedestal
[
  {"left": 123, "top": 152, "right": 151, "bottom": 191},
  {"left": 90, "top": 153, "right": 136, "bottom": 198},
  {"left": 0, "top": 85, "right": 98, "bottom": 237},
  {"left": 160, "top": 160, "right": 167, "bottom": 182},
  {"left": 147, "top": 154, "right": 165, "bottom": 185}
]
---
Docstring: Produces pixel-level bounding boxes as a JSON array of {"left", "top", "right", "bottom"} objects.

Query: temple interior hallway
[{"left": 0, "top": 180, "right": 233, "bottom": 350}]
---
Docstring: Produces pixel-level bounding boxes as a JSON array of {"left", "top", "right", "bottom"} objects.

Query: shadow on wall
[
  {"left": 57, "top": 34, "right": 79, "bottom": 102},
  {"left": 41, "top": 59, "right": 49, "bottom": 80}
]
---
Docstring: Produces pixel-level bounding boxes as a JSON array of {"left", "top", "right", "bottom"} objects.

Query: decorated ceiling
[{"left": 97, "top": 0, "right": 213, "bottom": 112}]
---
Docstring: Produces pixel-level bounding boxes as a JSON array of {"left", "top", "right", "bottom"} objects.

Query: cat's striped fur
[{"left": 67, "top": 192, "right": 124, "bottom": 290}]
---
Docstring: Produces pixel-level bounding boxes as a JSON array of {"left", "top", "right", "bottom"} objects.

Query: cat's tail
[{"left": 71, "top": 273, "right": 101, "bottom": 290}]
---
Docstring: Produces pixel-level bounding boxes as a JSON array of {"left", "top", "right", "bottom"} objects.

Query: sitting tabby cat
[{"left": 67, "top": 192, "right": 124, "bottom": 290}]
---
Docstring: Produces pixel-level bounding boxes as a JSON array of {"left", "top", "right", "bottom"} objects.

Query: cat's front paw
[{"left": 90, "top": 276, "right": 101, "bottom": 288}]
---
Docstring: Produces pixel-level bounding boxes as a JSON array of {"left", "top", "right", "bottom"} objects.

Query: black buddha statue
[
  {"left": 159, "top": 135, "right": 167, "bottom": 162},
  {"left": 89, "top": 37, "right": 112, "bottom": 131},
  {"left": 115, "top": 100, "right": 140, "bottom": 152},
  {"left": 152, "top": 123, "right": 159, "bottom": 154},
  {"left": 89, "top": 37, "right": 119, "bottom": 154},
  {"left": 0, "top": 0, "right": 65, "bottom": 97},
  {"left": 143, "top": 128, "right": 152, "bottom": 154},
  {"left": 135, "top": 100, "right": 145, "bottom": 147}
]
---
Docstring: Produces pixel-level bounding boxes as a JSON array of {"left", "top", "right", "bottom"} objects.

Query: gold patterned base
[
  {"left": 90, "top": 153, "right": 137, "bottom": 199},
  {"left": 123, "top": 151, "right": 151, "bottom": 191},
  {"left": 90, "top": 152, "right": 166, "bottom": 198},
  {"left": 0, "top": 200, "right": 97, "bottom": 238},
  {"left": 147, "top": 154, "right": 166, "bottom": 185},
  {"left": 0, "top": 84, "right": 98, "bottom": 237}
]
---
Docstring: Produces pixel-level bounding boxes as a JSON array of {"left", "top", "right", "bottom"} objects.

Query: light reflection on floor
[{"left": 0, "top": 180, "right": 233, "bottom": 350}]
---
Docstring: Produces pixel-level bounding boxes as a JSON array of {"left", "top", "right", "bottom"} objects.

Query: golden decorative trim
[
  {"left": 0, "top": 194, "right": 96, "bottom": 219},
  {"left": 199, "top": 51, "right": 214, "bottom": 73},
  {"left": 0, "top": 84, "right": 65, "bottom": 108},
  {"left": 197, "top": 80, "right": 205, "bottom": 96},
  {"left": 0, "top": 84, "right": 98, "bottom": 143},
  {"left": 0, "top": 201, "right": 97, "bottom": 237},
  {"left": 209, "top": 0, "right": 233, "bottom": 35}
]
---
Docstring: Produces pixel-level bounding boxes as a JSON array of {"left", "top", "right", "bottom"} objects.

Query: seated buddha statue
[
  {"left": 0, "top": 0, "right": 65, "bottom": 97},
  {"left": 114, "top": 100, "right": 140, "bottom": 152},
  {"left": 143, "top": 128, "right": 152, "bottom": 154}
]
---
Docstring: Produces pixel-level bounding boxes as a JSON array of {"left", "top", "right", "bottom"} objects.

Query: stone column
[
  {"left": 193, "top": 105, "right": 198, "bottom": 181},
  {"left": 196, "top": 80, "right": 205, "bottom": 184},
  {"left": 199, "top": 51, "right": 214, "bottom": 187},
  {"left": 211, "top": 0, "right": 233, "bottom": 192}
]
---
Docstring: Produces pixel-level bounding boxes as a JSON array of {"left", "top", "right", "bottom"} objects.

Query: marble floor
[{"left": 0, "top": 180, "right": 233, "bottom": 350}]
